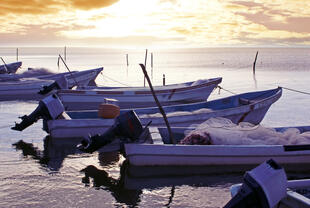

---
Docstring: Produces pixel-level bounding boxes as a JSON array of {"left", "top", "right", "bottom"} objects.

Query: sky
[{"left": 0, "top": 0, "right": 309, "bottom": 48}]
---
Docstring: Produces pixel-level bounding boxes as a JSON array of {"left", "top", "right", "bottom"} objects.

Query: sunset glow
[{"left": 0, "top": 0, "right": 309, "bottom": 47}]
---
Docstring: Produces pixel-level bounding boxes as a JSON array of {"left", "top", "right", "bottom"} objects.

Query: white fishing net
[
  {"left": 139, "top": 108, "right": 213, "bottom": 118},
  {"left": 181, "top": 117, "right": 310, "bottom": 145}
]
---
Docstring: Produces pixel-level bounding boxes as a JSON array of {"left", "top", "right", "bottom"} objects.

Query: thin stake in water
[
  {"left": 151, "top": 52, "right": 153, "bottom": 80},
  {"left": 143, "top": 49, "right": 148, "bottom": 87},
  {"left": 139, "top": 63, "right": 176, "bottom": 144},
  {"left": 16, "top": 48, "right": 19, "bottom": 62},
  {"left": 64, "top": 46, "right": 67, "bottom": 62},
  {"left": 253, "top": 51, "right": 258, "bottom": 75},
  {"left": 126, "top": 54, "right": 129, "bottom": 77}
]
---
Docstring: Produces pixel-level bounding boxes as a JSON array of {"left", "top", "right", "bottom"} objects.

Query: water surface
[{"left": 0, "top": 47, "right": 310, "bottom": 207}]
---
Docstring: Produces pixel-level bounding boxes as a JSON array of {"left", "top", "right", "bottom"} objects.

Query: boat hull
[
  {"left": 125, "top": 126, "right": 310, "bottom": 167},
  {"left": 125, "top": 143, "right": 310, "bottom": 166},
  {"left": 0, "top": 61, "right": 22, "bottom": 74},
  {"left": 57, "top": 77, "right": 222, "bottom": 110},
  {"left": 0, "top": 67, "right": 103, "bottom": 101},
  {"left": 47, "top": 87, "right": 281, "bottom": 139}
]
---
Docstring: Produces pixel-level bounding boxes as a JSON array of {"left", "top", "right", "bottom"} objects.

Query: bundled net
[
  {"left": 180, "top": 117, "right": 310, "bottom": 145},
  {"left": 139, "top": 108, "right": 213, "bottom": 118}
]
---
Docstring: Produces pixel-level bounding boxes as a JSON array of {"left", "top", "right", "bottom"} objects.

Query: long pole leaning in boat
[
  {"left": 58, "top": 54, "right": 79, "bottom": 88},
  {"left": 0, "top": 57, "right": 9, "bottom": 73},
  {"left": 139, "top": 63, "right": 176, "bottom": 144}
]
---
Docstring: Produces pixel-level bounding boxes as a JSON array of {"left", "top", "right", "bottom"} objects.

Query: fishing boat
[
  {"left": 124, "top": 126, "right": 310, "bottom": 168},
  {"left": 0, "top": 67, "right": 103, "bottom": 101},
  {"left": 277, "top": 180, "right": 310, "bottom": 208},
  {"left": 56, "top": 77, "right": 222, "bottom": 110},
  {"left": 226, "top": 160, "right": 310, "bottom": 208},
  {"left": 0, "top": 67, "right": 57, "bottom": 82},
  {"left": 230, "top": 179, "right": 310, "bottom": 208},
  {"left": 35, "top": 87, "right": 281, "bottom": 139},
  {"left": 0, "top": 61, "right": 22, "bottom": 74}
]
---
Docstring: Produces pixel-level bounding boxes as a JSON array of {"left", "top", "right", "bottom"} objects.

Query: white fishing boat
[
  {"left": 56, "top": 77, "right": 222, "bottom": 110},
  {"left": 124, "top": 125, "right": 310, "bottom": 168},
  {"left": 0, "top": 67, "right": 67, "bottom": 82},
  {"left": 278, "top": 180, "right": 310, "bottom": 208},
  {"left": 0, "top": 67, "right": 103, "bottom": 101},
  {"left": 227, "top": 160, "right": 310, "bottom": 208},
  {"left": 0, "top": 61, "right": 22, "bottom": 74},
  {"left": 31, "top": 87, "right": 281, "bottom": 139}
]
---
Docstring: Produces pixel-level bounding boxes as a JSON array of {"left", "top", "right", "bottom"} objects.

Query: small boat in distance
[
  {"left": 0, "top": 67, "right": 103, "bottom": 101},
  {"left": 56, "top": 77, "right": 222, "bottom": 110},
  {"left": 0, "top": 61, "right": 22, "bottom": 74}
]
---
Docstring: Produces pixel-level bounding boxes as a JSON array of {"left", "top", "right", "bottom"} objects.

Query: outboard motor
[
  {"left": 12, "top": 94, "right": 65, "bottom": 131},
  {"left": 38, "top": 75, "right": 68, "bottom": 95},
  {"left": 78, "top": 110, "right": 143, "bottom": 153},
  {"left": 224, "top": 159, "right": 287, "bottom": 208}
]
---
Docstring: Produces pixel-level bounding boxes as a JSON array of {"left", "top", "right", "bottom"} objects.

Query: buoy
[{"left": 98, "top": 103, "right": 120, "bottom": 119}]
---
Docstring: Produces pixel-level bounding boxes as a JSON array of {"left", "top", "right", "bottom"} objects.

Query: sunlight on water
[{"left": 0, "top": 47, "right": 310, "bottom": 207}]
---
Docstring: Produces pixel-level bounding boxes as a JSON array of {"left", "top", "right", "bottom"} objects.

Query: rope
[
  {"left": 100, "top": 72, "right": 131, "bottom": 87},
  {"left": 217, "top": 85, "right": 237, "bottom": 95},
  {"left": 280, "top": 86, "right": 310, "bottom": 96}
]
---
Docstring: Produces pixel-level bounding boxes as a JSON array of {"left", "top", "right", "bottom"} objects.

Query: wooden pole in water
[
  {"left": 139, "top": 63, "right": 176, "bottom": 144},
  {"left": 163, "top": 74, "right": 165, "bottom": 86},
  {"left": 151, "top": 52, "right": 153, "bottom": 80},
  {"left": 126, "top": 54, "right": 129, "bottom": 77},
  {"left": 16, "top": 48, "right": 18, "bottom": 62},
  {"left": 64, "top": 46, "right": 67, "bottom": 62},
  {"left": 143, "top": 49, "right": 148, "bottom": 87},
  {"left": 253, "top": 51, "right": 258, "bottom": 75}
]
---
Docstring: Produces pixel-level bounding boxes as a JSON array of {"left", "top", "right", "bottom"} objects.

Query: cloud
[
  {"left": 69, "top": 0, "right": 120, "bottom": 10},
  {"left": 0, "top": 0, "right": 310, "bottom": 47},
  {"left": 0, "top": 0, "right": 119, "bottom": 16},
  {"left": 233, "top": 33, "right": 310, "bottom": 46},
  {"left": 228, "top": 0, "right": 310, "bottom": 33},
  {"left": 0, "top": 0, "right": 61, "bottom": 15}
]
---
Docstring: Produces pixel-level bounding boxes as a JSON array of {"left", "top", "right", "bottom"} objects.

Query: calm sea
[{"left": 0, "top": 47, "right": 310, "bottom": 207}]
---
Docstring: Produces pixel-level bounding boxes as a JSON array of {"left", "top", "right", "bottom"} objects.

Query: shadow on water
[
  {"left": 79, "top": 155, "right": 310, "bottom": 207},
  {"left": 12, "top": 136, "right": 123, "bottom": 172},
  {"left": 79, "top": 160, "right": 246, "bottom": 208},
  {"left": 12, "top": 136, "right": 83, "bottom": 171},
  {"left": 12, "top": 136, "right": 310, "bottom": 207},
  {"left": 80, "top": 162, "right": 142, "bottom": 207}
]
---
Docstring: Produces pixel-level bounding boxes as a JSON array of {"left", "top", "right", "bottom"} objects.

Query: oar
[{"left": 139, "top": 63, "right": 176, "bottom": 144}]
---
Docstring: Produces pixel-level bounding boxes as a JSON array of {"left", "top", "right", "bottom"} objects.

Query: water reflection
[
  {"left": 80, "top": 160, "right": 244, "bottom": 207},
  {"left": 80, "top": 163, "right": 142, "bottom": 207},
  {"left": 12, "top": 139, "right": 49, "bottom": 166},
  {"left": 12, "top": 136, "right": 82, "bottom": 171},
  {"left": 253, "top": 73, "right": 258, "bottom": 89},
  {"left": 98, "top": 151, "right": 120, "bottom": 167}
]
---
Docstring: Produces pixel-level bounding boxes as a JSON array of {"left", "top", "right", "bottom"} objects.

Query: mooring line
[
  {"left": 217, "top": 85, "right": 237, "bottom": 95},
  {"left": 100, "top": 72, "right": 131, "bottom": 87},
  {"left": 280, "top": 86, "right": 310, "bottom": 96}
]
